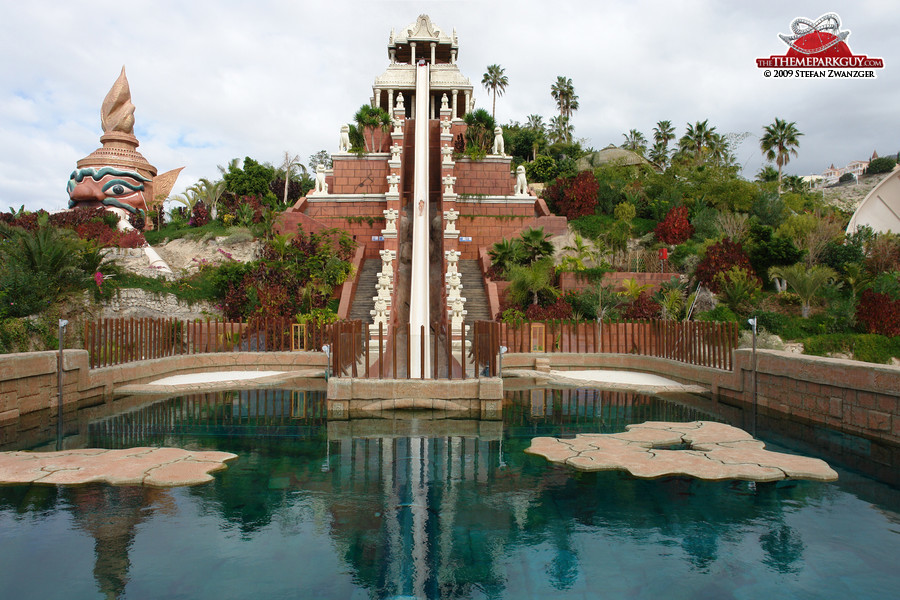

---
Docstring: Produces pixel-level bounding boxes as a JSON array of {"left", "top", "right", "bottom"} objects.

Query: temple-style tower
[{"left": 372, "top": 15, "right": 473, "bottom": 121}]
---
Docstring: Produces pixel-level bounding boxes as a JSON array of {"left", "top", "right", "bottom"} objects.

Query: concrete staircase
[
  {"left": 348, "top": 259, "right": 381, "bottom": 322},
  {"left": 458, "top": 260, "right": 491, "bottom": 322}
]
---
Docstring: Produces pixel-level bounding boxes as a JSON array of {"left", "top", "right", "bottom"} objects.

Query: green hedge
[{"left": 802, "top": 333, "right": 900, "bottom": 364}]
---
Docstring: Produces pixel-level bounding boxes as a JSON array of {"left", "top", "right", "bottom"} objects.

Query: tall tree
[
  {"left": 353, "top": 105, "right": 392, "bottom": 152},
  {"left": 550, "top": 76, "right": 579, "bottom": 119},
  {"left": 679, "top": 120, "right": 717, "bottom": 165},
  {"left": 194, "top": 178, "right": 226, "bottom": 219},
  {"left": 548, "top": 115, "right": 573, "bottom": 144},
  {"left": 481, "top": 64, "right": 509, "bottom": 121},
  {"left": 621, "top": 129, "right": 647, "bottom": 155},
  {"left": 278, "top": 152, "right": 306, "bottom": 207},
  {"left": 525, "top": 114, "right": 545, "bottom": 132},
  {"left": 651, "top": 120, "right": 676, "bottom": 167},
  {"left": 760, "top": 117, "right": 803, "bottom": 190}
]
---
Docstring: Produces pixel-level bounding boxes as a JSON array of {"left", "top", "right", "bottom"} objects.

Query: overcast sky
[{"left": 1, "top": 0, "right": 896, "bottom": 213}]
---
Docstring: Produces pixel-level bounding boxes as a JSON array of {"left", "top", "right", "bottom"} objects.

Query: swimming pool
[{"left": 1, "top": 387, "right": 897, "bottom": 599}]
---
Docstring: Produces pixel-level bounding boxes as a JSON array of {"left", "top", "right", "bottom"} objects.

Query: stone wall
[
  {"left": 0, "top": 350, "right": 326, "bottom": 449},
  {"left": 504, "top": 350, "right": 900, "bottom": 446},
  {"left": 453, "top": 157, "right": 516, "bottom": 196},
  {"left": 331, "top": 155, "right": 391, "bottom": 194},
  {"left": 102, "top": 288, "right": 217, "bottom": 320}
]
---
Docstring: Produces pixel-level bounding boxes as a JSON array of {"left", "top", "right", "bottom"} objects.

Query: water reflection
[{"left": 0, "top": 387, "right": 894, "bottom": 599}]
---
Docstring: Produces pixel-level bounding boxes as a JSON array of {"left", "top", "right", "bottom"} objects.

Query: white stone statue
[
  {"left": 390, "top": 143, "right": 402, "bottom": 162},
  {"left": 446, "top": 271, "right": 463, "bottom": 300},
  {"left": 370, "top": 298, "right": 389, "bottom": 328},
  {"left": 383, "top": 208, "right": 398, "bottom": 234},
  {"left": 514, "top": 165, "right": 528, "bottom": 196},
  {"left": 386, "top": 173, "right": 400, "bottom": 194},
  {"left": 443, "top": 208, "right": 459, "bottom": 234},
  {"left": 449, "top": 297, "right": 467, "bottom": 330},
  {"left": 441, "top": 145, "right": 453, "bottom": 165},
  {"left": 380, "top": 249, "right": 395, "bottom": 275},
  {"left": 339, "top": 124, "right": 351, "bottom": 153},
  {"left": 442, "top": 175, "right": 456, "bottom": 195},
  {"left": 374, "top": 273, "right": 392, "bottom": 305},
  {"left": 441, "top": 93, "right": 449, "bottom": 111},
  {"left": 393, "top": 117, "right": 403, "bottom": 135},
  {"left": 492, "top": 126, "right": 505, "bottom": 155},
  {"left": 313, "top": 164, "right": 328, "bottom": 195},
  {"left": 440, "top": 118, "right": 451, "bottom": 136},
  {"left": 395, "top": 92, "right": 405, "bottom": 111},
  {"left": 445, "top": 249, "right": 460, "bottom": 275}
]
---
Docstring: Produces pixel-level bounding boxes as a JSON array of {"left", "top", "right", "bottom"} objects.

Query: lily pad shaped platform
[
  {"left": 0, "top": 447, "right": 238, "bottom": 487},
  {"left": 526, "top": 421, "right": 838, "bottom": 482}
]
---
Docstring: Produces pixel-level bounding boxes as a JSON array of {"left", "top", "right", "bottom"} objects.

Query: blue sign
[
  {"left": 459, "top": 236, "right": 472, "bottom": 242},
  {"left": 371, "top": 236, "right": 384, "bottom": 242}
]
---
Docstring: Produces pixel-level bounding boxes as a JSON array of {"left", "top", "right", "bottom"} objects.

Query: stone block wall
[
  {"left": 331, "top": 156, "right": 390, "bottom": 194},
  {"left": 102, "top": 288, "right": 216, "bottom": 320},
  {"left": 454, "top": 158, "right": 516, "bottom": 196}
]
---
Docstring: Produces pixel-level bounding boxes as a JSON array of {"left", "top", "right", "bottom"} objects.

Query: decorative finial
[{"left": 100, "top": 66, "right": 135, "bottom": 135}]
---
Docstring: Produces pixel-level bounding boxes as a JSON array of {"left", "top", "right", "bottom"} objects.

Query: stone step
[
  {"left": 456, "top": 260, "right": 491, "bottom": 322},
  {"left": 348, "top": 259, "right": 383, "bottom": 321}
]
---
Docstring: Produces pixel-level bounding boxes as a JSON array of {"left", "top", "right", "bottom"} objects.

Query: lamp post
[
  {"left": 747, "top": 317, "right": 758, "bottom": 436},
  {"left": 498, "top": 346, "right": 507, "bottom": 378},
  {"left": 57, "top": 319, "right": 68, "bottom": 450},
  {"left": 322, "top": 344, "right": 331, "bottom": 381}
]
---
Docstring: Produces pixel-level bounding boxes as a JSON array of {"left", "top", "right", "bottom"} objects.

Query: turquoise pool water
[{"left": 1, "top": 388, "right": 898, "bottom": 599}]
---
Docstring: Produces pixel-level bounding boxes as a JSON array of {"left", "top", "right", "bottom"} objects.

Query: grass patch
[
  {"left": 570, "top": 214, "right": 656, "bottom": 239},
  {"left": 144, "top": 221, "right": 232, "bottom": 245},
  {"left": 115, "top": 270, "right": 220, "bottom": 305},
  {"left": 802, "top": 333, "right": 900, "bottom": 364}
]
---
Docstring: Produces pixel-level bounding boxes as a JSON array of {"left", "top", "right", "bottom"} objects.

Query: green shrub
[
  {"left": 697, "top": 304, "right": 739, "bottom": 323},
  {"left": 866, "top": 156, "right": 897, "bottom": 175},
  {"left": 526, "top": 155, "right": 559, "bottom": 183},
  {"left": 802, "top": 333, "right": 900, "bottom": 364}
]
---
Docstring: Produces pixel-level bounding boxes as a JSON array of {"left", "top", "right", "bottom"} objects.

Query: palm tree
[
  {"left": 194, "top": 178, "right": 226, "bottom": 220},
  {"left": 678, "top": 120, "right": 717, "bottom": 164},
  {"left": 519, "top": 227, "right": 555, "bottom": 264},
  {"left": 278, "top": 152, "right": 307, "bottom": 206},
  {"left": 481, "top": 64, "right": 508, "bottom": 121},
  {"left": 550, "top": 76, "right": 579, "bottom": 119},
  {"left": 488, "top": 238, "right": 525, "bottom": 275},
  {"left": 548, "top": 115, "right": 573, "bottom": 144},
  {"left": 353, "top": 105, "right": 392, "bottom": 152},
  {"left": 507, "top": 258, "right": 559, "bottom": 306},
  {"left": 769, "top": 263, "right": 837, "bottom": 318},
  {"left": 525, "top": 114, "right": 545, "bottom": 132},
  {"left": 651, "top": 120, "right": 676, "bottom": 167},
  {"left": 760, "top": 117, "right": 803, "bottom": 190},
  {"left": 621, "top": 129, "right": 647, "bottom": 155},
  {"left": 706, "top": 132, "right": 732, "bottom": 166}
]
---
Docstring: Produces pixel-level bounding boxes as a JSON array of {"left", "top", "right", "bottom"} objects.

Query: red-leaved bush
[
  {"left": 654, "top": 205, "right": 694, "bottom": 244},
  {"left": 694, "top": 238, "right": 757, "bottom": 292},
  {"left": 543, "top": 171, "right": 600, "bottom": 219},
  {"left": 524, "top": 298, "right": 574, "bottom": 320},
  {"left": 856, "top": 289, "right": 900, "bottom": 337},
  {"left": 622, "top": 292, "right": 661, "bottom": 320}
]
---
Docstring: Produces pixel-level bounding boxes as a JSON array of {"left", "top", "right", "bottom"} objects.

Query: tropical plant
[
  {"left": 481, "top": 64, "right": 508, "bottom": 121},
  {"left": 714, "top": 267, "right": 763, "bottom": 314},
  {"left": 507, "top": 258, "right": 559, "bottom": 306},
  {"left": 769, "top": 263, "right": 838, "bottom": 318},
  {"left": 760, "top": 117, "right": 803, "bottom": 190},
  {"left": 353, "top": 104, "right": 392, "bottom": 152},
  {"left": 525, "top": 114, "right": 545, "bottom": 132},
  {"left": 526, "top": 154, "right": 559, "bottom": 183},
  {"left": 277, "top": 152, "right": 307, "bottom": 206},
  {"left": 651, "top": 120, "right": 676, "bottom": 167},
  {"left": 550, "top": 76, "right": 579, "bottom": 119},
  {"left": 621, "top": 129, "right": 647, "bottom": 156},
  {"left": 193, "top": 178, "right": 226, "bottom": 220},
  {"left": 715, "top": 212, "right": 750, "bottom": 243},
  {"left": 654, "top": 205, "right": 693, "bottom": 244},
  {"left": 548, "top": 115, "right": 574, "bottom": 144},
  {"left": 678, "top": 120, "right": 717, "bottom": 165},
  {"left": 518, "top": 227, "right": 555, "bottom": 264},
  {"left": 866, "top": 156, "right": 897, "bottom": 175},
  {"left": 618, "top": 278, "right": 653, "bottom": 301},
  {"left": 462, "top": 109, "right": 496, "bottom": 158},
  {"left": 488, "top": 238, "right": 525, "bottom": 276}
]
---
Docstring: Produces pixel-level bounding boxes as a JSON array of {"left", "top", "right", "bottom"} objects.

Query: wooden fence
[
  {"left": 497, "top": 319, "right": 738, "bottom": 371},
  {"left": 83, "top": 317, "right": 331, "bottom": 369}
]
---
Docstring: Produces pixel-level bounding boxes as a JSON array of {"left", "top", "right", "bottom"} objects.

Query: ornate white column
[
  {"left": 451, "top": 89, "right": 459, "bottom": 120},
  {"left": 374, "top": 88, "right": 381, "bottom": 109},
  {"left": 410, "top": 42, "right": 416, "bottom": 64},
  {"left": 451, "top": 49, "right": 457, "bottom": 64},
  {"left": 430, "top": 42, "right": 436, "bottom": 65},
  {"left": 388, "top": 89, "right": 394, "bottom": 113},
  {"left": 464, "top": 91, "right": 471, "bottom": 116},
  {"left": 389, "top": 48, "right": 396, "bottom": 64}
]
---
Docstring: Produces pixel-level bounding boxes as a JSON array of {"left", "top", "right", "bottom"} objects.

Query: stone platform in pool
[
  {"left": 0, "top": 447, "right": 238, "bottom": 487},
  {"left": 115, "top": 369, "right": 325, "bottom": 395},
  {"left": 506, "top": 369, "right": 709, "bottom": 394},
  {"left": 526, "top": 421, "right": 838, "bottom": 482}
]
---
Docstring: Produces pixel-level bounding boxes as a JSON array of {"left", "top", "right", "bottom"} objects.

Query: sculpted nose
[{"left": 69, "top": 180, "right": 106, "bottom": 202}]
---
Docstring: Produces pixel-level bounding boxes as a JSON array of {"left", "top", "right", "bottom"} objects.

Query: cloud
[{"left": 1, "top": 0, "right": 896, "bottom": 213}]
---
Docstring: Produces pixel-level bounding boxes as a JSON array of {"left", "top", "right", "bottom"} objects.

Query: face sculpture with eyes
[
  {"left": 67, "top": 166, "right": 151, "bottom": 218},
  {"left": 66, "top": 67, "right": 182, "bottom": 230}
]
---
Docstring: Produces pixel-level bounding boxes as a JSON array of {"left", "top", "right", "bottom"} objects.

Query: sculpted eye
[{"left": 111, "top": 184, "right": 125, "bottom": 195}]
